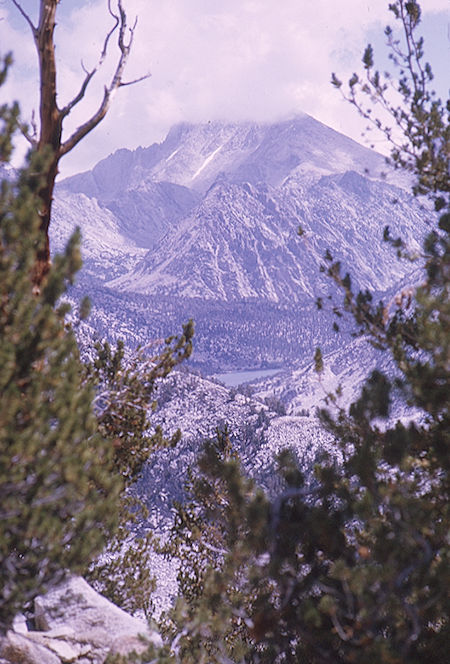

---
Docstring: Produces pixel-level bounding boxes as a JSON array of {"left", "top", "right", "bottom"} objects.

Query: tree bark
[{"left": 33, "top": 1, "right": 61, "bottom": 286}]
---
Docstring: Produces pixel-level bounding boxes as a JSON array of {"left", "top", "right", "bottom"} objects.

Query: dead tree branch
[
  {"left": 60, "top": 2, "right": 150, "bottom": 156},
  {"left": 10, "top": 0, "right": 149, "bottom": 288},
  {"left": 60, "top": 1, "right": 121, "bottom": 120}
]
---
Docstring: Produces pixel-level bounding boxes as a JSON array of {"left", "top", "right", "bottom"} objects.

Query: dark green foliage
[
  {"left": 0, "top": 67, "right": 121, "bottom": 633},
  {"left": 0, "top": 55, "right": 193, "bottom": 627},
  {"left": 87, "top": 496, "right": 157, "bottom": 619},
  {"left": 155, "top": 431, "right": 271, "bottom": 663},
  {"left": 314, "top": 347, "right": 324, "bottom": 374},
  {"left": 83, "top": 325, "right": 193, "bottom": 613},
  {"left": 333, "top": 0, "right": 449, "bottom": 200},
  {"left": 0, "top": 55, "right": 20, "bottom": 164}
]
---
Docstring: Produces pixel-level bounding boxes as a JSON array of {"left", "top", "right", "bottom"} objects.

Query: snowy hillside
[
  {"left": 137, "top": 367, "right": 339, "bottom": 531},
  {"left": 51, "top": 192, "right": 147, "bottom": 281}
]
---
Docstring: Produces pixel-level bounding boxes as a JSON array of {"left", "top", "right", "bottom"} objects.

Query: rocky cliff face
[{"left": 110, "top": 172, "right": 423, "bottom": 301}]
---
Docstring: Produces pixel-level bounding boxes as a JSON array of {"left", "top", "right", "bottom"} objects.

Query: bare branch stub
[
  {"left": 60, "top": 70, "right": 96, "bottom": 120},
  {"left": 119, "top": 73, "right": 151, "bottom": 88},
  {"left": 100, "top": 2, "right": 120, "bottom": 65},
  {"left": 18, "top": 108, "right": 38, "bottom": 148}
]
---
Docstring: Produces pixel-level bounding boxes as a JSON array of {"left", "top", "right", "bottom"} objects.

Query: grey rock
[
  {"left": 1, "top": 576, "right": 161, "bottom": 664},
  {"left": 11, "top": 615, "right": 27, "bottom": 635},
  {"left": 34, "top": 575, "right": 161, "bottom": 656},
  {"left": 0, "top": 631, "right": 60, "bottom": 664},
  {"left": 24, "top": 633, "right": 80, "bottom": 662}
]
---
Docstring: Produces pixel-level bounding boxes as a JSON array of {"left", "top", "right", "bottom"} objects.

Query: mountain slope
[
  {"left": 50, "top": 191, "right": 147, "bottom": 281},
  {"left": 58, "top": 164, "right": 200, "bottom": 250},
  {"left": 110, "top": 170, "right": 424, "bottom": 302}
]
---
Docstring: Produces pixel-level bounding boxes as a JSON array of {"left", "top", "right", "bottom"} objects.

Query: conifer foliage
[
  {"left": 157, "top": 430, "right": 270, "bottom": 663},
  {"left": 0, "top": 58, "right": 121, "bottom": 633},
  {"left": 84, "top": 327, "right": 193, "bottom": 616},
  {"left": 86, "top": 327, "right": 193, "bottom": 485}
]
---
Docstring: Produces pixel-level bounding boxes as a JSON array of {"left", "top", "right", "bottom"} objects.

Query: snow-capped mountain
[
  {"left": 53, "top": 114, "right": 428, "bottom": 373},
  {"left": 58, "top": 162, "right": 200, "bottom": 251},
  {"left": 60, "top": 116, "right": 423, "bottom": 303},
  {"left": 61, "top": 115, "right": 398, "bottom": 196}
]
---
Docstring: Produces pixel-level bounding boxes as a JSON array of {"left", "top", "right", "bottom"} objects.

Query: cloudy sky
[{"left": 1, "top": 0, "right": 448, "bottom": 178}]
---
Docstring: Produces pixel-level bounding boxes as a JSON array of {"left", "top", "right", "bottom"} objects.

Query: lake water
[{"left": 213, "top": 368, "right": 283, "bottom": 387}]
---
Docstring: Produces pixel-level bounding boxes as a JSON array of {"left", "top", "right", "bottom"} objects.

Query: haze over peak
[{"left": 60, "top": 114, "right": 392, "bottom": 199}]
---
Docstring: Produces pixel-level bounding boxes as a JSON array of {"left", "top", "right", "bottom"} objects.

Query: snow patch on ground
[
  {"left": 191, "top": 144, "right": 224, "bottom": 180},
  {"left": 166, "top": 147, "right": 180, "bottom": 162}
]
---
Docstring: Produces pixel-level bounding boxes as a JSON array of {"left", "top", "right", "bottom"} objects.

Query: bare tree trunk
[
  {"left": 34, "top": 0, "right": 61, "bottom": 285},
  {"left": 11, "top": 0, "right": 150, "bottom": 289}
]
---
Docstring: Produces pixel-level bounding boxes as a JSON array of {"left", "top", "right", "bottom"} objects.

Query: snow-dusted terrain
[
  {"left": 50, "top": 113, "right": 428, "bottom": 478},
  {"left": 110, "top": 173, "right": 422, "bottom": 302},
  {"left": 45, "top": 114, "right": 436, "bottom": 614},
  {"left": 48, "top": 114, "right": 431, "bottom": 468}
]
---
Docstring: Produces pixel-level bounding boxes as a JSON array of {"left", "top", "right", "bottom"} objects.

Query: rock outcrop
[{"left": 0, "top": 576, "right": 161, "bottom": 663}]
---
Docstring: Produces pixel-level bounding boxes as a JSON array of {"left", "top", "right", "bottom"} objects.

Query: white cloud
[{"left": 1, "top": 0, "right": 447, "bottom": 177}]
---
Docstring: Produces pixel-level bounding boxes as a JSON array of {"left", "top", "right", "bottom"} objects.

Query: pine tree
[
  {"left": 151, "top": 3, "right": 449, "bottom": 662},
  {"left": 152, "top": 431, "right": 270, "bottom": 664},
  {"left": 0, "top": 56, "right": 122, "bottom": 633},
  {"left": 0, "top": 54, "right": 194, "bottom": 628}
]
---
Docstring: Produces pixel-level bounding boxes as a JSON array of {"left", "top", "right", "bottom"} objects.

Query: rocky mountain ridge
[
  {"left": 52, "top": 115, "right": 427, "bottom": 373},
  {"left": 60, "top": 115, "right": 388, "bottom": 194},
  {"left": 110, "top": 171, "right": 423, "bottom": 302}
]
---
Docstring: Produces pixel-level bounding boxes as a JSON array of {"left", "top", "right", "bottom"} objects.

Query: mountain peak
[{"left": 60, "top": 114, "right": 391, "bottom": 199}]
